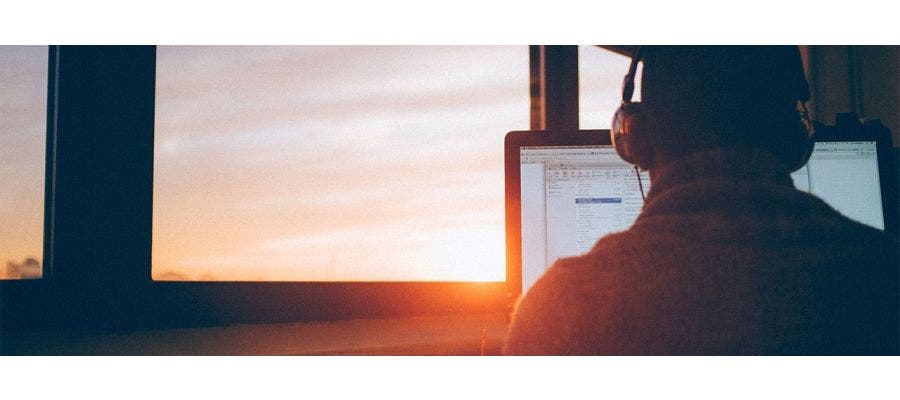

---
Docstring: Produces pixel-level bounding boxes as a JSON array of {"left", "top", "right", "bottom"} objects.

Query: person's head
[{"left": 612, "top": 46, "right": 813, "bottom": 172}]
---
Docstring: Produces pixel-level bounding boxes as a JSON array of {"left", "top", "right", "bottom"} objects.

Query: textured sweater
[{"left": 504, "top": 147, "right": 899, "bottom": 355}]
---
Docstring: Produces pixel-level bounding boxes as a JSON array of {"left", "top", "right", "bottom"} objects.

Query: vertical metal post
[
  {"left": 529, "top": 45, "right": 580, "bottom": 131},
  {"left": 43, "top": 45, "right": 156, "bottom": 330}
]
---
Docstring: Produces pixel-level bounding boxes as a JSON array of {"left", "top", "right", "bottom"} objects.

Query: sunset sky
[
  {"left": 1, "top": 45, "right": 629, "bottom": 281},
  {"left": 0, "top": 46, "right": 46, "bottom": 279}
]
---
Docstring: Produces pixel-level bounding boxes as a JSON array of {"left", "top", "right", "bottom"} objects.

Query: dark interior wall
[
  {"left": 805, "top": 45, "right": 899, "bottom": 145},
  {"left": 858, "top": 46, "right": 900, "bottom": 142}
]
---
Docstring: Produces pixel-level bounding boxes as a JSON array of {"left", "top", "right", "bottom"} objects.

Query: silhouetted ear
[{"left": 781, "top": 110, "right": 816, "bottom": 172}]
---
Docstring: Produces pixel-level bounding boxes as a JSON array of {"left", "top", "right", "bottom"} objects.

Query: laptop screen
[
  {"left": 518, "top": 141, "right": 886, "bottom": 293},
  {"left": 790, "top": 141, "right": 885, "bottom": 230},
  {"left": 519, "top": 145, "right": 649, "bottom": 291}
]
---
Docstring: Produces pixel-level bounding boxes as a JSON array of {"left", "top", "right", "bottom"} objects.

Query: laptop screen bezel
[{"left": 504, "top": 129, "right": 612, "bottom": 297}]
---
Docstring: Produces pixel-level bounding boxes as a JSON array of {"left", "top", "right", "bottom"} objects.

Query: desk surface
[{"left": 1, "top": 313, "right": 509, "bottom": 355}]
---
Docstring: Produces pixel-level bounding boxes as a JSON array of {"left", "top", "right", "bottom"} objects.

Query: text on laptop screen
[
  {"left": 791, "top": 141, "right": 884, "bottom": 230},
  {"left": 519, "top": 146, "right": 650, "bottom": 292}
]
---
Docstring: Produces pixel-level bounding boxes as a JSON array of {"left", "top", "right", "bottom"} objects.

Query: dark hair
[{"left": 640, "top": 46, "right": 807, "bottom": 166}]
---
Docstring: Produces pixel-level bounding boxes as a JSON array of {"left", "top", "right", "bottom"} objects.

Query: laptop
[{"left": 505, "top": 129, "right": 896, "bottom": 297}]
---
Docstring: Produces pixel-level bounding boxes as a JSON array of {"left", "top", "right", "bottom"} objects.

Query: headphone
[{"left": 610, "top": 47, "right": 816, "bottom": 172}]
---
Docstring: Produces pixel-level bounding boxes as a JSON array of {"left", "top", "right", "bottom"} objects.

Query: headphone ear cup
[
  {"left": 612, "top": 102, "right": 655, "bottom": 169},
  {"left": 786, "top": 119, "right": 815, "bottom": 172}
]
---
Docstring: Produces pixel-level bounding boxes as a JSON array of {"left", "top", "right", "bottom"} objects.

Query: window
[
  {"left": 579, "top": 46, "right": 637, "bottom": 129},
  {"left": 0, "top": 46, "right": 47, "bottom": 280},
  {"left": 153, "top": 46, "right": 528, "bottom": 282}
]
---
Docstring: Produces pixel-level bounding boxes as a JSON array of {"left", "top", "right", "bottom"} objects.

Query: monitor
[
  {"left": 791, "top": 141, "right": 885, "bottom": 230},
  {"left": 519, "top": 145, "right": 648, "bottom": 291},
  {"left": 505, "top": 130, "right": 622, "bottom": 295}
]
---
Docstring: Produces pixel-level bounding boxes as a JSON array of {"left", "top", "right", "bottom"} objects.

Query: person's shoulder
[
  {"left": 827, "top": 216, "right": 900, "bottom": 266},
  {"left": 504, "top": 234, "right": 632, "bottom": 355},
  {"left": 800, "top": 193, "right": 899, "bottom": 249},
  {"left": 513, "top": 251, "right": 607, "bottom": 319},
  {"left": 531, "top": 230, "right": 635, "bottom": 295}
]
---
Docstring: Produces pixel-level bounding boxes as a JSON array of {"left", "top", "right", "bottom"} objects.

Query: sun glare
[{"left": 419, "top": 226, "right": 507, "bottom": 282}]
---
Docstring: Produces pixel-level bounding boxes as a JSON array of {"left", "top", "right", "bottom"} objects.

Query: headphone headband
[{"left": 621, "top": 47, "right": 643, "bottom": 103}]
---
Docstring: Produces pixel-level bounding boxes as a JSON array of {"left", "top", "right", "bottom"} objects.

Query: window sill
[{"left": 1, "top": 313, "right": 508, "bottom": 355}]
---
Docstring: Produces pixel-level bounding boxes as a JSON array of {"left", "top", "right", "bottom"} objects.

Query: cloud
[
  {"left": 154, "top": 46, "right": 527, "bottom": 142},
  {"left": 4, "top": 256, "right": 41, "bottom": 279}
]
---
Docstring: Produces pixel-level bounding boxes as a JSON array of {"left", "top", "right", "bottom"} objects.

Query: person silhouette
[{"left": 504, "top": 46, "right": 899, "bottom": 355}]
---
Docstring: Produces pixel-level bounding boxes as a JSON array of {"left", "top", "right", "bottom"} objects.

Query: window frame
[{"left": 1, "top": 45, "right": 582, "bottom": 333}]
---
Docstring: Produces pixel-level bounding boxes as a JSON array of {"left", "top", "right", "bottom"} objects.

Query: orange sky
[
  {"left": 0, "top": 46, "right": 47, "bottom": 278},
  {"left": 1, "top": 45, "right": 629, "bottom": 281}
]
